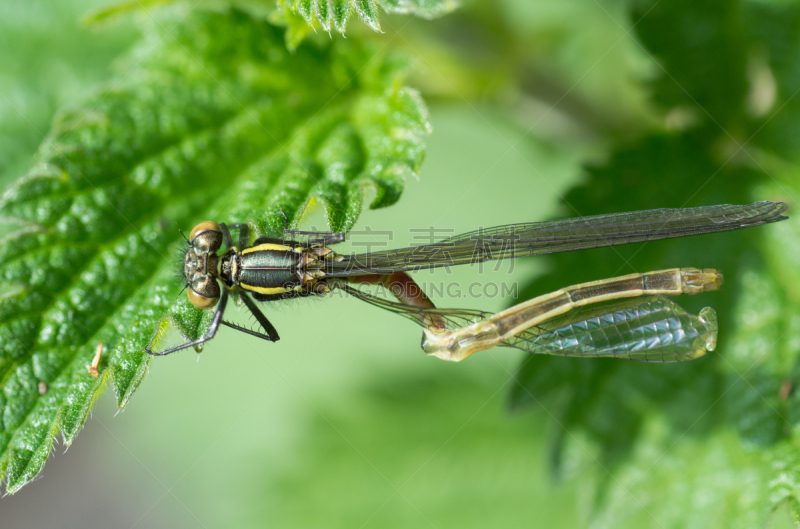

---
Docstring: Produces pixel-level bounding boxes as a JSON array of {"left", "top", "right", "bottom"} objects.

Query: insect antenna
[
  {"left": 177, "top": 224, "right": 191, "bottom": 245},
  {"left": 176, "top": 283, "right": 189, "bottom": 300}
]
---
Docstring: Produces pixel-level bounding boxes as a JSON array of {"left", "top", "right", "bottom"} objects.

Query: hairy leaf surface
[
  {"left": 279, "top": 0, "right": 457, "bottom": 33},
  {"left": 0, "top": 8, "right": 429, "bottom": 493}
]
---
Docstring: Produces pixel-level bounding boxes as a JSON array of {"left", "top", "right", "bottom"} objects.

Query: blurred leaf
[
  {"left": 633, "top": 0, "right": 750, "bottom": 131},
  {"left": 256, "top": 368, "right": 581, "bottom": 528},
  {"left": 508, "top": 0, "right": 800, "bottom": 523},
  {"left": 0, "top": 0, "right": 137, "bottom": 189},
  {"left": 770, "top": 437, "right": 800, "bottom": 525},
  {"left": 586, "top": 422, "right": 800, "bottom": 526},
  {"left": 633, "top": 0, "right": 800, "bottom": 161},
  {"left": 588, "top": 422, "right": 780, "bottom": 529},
  {"left": 723, "top": 263, "right": 796, "bottom": 447},
  {"left": 379, "top": 0, "right": 456, "bottom": 18},
  {"left": 82, "top": 0, "right": 174, "bottom": 25},
  {"left": 743, "top": 1, "right": 800, "bottom": 162},
  {"left": 0, "top": 7, "right": 429, "bottom": 493},
  {"left": 269, "top": 1, "right": 317, "bottom": 51},
  {"left": 86, "top": 0, "right": 457, "bottom": 37}
]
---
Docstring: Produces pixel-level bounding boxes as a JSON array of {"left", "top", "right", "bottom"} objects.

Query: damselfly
[{"left": 146, "top": 201, "right": 787, "bottom": 361}]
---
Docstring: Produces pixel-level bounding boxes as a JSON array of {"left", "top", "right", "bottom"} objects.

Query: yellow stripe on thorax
[
  {"left": 241, "top": 243, "right": 293, "bottom": 254},
  {"left": 239, "top": 284, "right": 291, "bottom": 295}
]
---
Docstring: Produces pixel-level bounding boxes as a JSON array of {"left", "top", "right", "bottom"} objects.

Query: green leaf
[
  {"left": 279, "top": 0, "right": 458, "bottom": 33},
  {"left": 354, "top": 0, "right": 382, "bottom": 31},
  {"left": 378, "top": 0, "right": 457, "bottom": 19},
  {"left": 0, "top": 7, "right": 429, "bottom": 493},
  {"left": 586, "top": 421, "right": 779, "bottom": 529},
  {"left": 723, "top": 262, "right": 797, "bottom": 447},
  {"left": 81, "top": 0, "right": 175, "bottom": 26},
  {"left": 85, "top": 0, "right": 456, "bottom": 37},
  {"left": 743, "top": 1, "right": 800, "bottom": 162},
  {"left": 585, "top": 421, "right": 800, "bottom": 526},
  {"left": 632, "top": 0, "right": 800, "bottom": 161},
  {"left": 0, "top": 0, "right": 136, "bottom": 189},
  {"left": 266, "top": 1, "right": 317, "bottom": 51},
  {"left": 770, "top": 437, "right": 800, "bottom": 524},
  {"left": 632, "top": 0, "right": 749, "bottom": 131}
]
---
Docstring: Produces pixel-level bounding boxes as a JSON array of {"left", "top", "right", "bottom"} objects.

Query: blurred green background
[{"left": 2, "top": 0, "right": 800, "bottom": 527}]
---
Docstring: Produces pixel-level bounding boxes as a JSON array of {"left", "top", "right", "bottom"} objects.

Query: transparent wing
[
  {"left": 325, "top": 201, "right": 787, "bottom": 275},
  {"left": 340, "top": 285, "right": 717, "bottom": 362},
  {"left": 339, "top": 283, "right": 492, "bottom": 328},
  {"left": 502, "top": 296, "right": 718, "bottom": 362}
]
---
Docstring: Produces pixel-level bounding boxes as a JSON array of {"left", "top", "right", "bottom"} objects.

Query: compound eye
[
  {"left": 188, "top": 288, "right": 218, "bottom": 309},
  {"left": 190, "top": 221, "right": 220, "bottom": 241},
  {"left": 188, "top": 276, "right": 220, "bottom": 309},
  {"left": 189, "top": 221, "right": 223, "bottom": 252}
]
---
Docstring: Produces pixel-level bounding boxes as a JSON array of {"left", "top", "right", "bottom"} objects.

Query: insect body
[
  {"left": 153, "top": 220, "right": 349, "bottom": 356},
  {"left": 148, "top": 201, "right": 788, "bottom": 359},
  {"left": 183, "top": 221, "right": 335, "bottom": 308}
]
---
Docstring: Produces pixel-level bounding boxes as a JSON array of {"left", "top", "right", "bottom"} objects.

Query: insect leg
[
  {"left": 278, "top": 209, "right": 290, "bottom": 231},
  {"left": 287, "top": 229, "right": 346, "bottom": 246},
  {"left": 222, "top": 223, "right": 251, "bottom": 248},
  {"left": 317, "top": 232, "right": 346, "bottom": 246},
  {"left": 146, "top": 289, "right": 230, "bottom": 356},
  {"left": 275, "top": 208, "right": 345, "bottom": 245},
  {"left": 219, "top": 222, "right": 235, "bottom": 250},
  {"left": 230, "top": 291, "right": 280, "bottom": 342}
]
